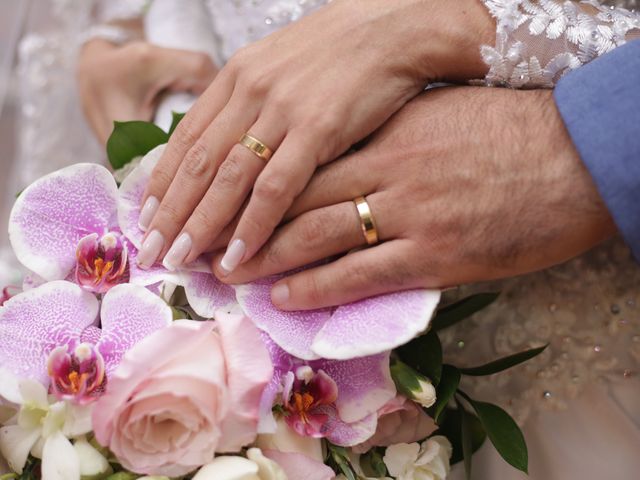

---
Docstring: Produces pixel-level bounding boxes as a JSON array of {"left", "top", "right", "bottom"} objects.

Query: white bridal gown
[{"left": 0, "top": 0, "right": 638, "bottom": 478}]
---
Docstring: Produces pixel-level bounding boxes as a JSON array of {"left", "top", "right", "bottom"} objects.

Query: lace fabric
[{"left": 479, "top": 0, "right": 640, "bottom": 87}]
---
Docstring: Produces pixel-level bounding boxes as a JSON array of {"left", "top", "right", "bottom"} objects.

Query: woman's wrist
[{"left": 419, "top": 0, "right": 496, "bottom": 82}]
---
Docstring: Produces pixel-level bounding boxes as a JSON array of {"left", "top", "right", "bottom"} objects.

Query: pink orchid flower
[
  {"left": 8, "top": 146, "right": 236, "bottom": 311},
  {"left": 0, "top": 281, "right": 171, "bottom": 404},
  {"left": 257, "top": 333, "right": 396, "bottom": 446}
]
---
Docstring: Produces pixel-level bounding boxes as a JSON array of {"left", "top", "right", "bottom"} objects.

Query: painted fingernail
[
  {"left": 219, "top": 239, "right": 246, "bottom": 274},
  {"left": 163, "top": 232, "right": 192, "bottom": 271},
  {"left": 136, "top": 230, "right": 165, "bottom": 269},
  {"left": 138, "top": 196, "right": 159, "bottom": 232},
  {"left": 271, "top": 283, "right": 290, "bottom": 306}
]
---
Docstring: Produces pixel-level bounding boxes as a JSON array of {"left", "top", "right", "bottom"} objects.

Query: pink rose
[
  {"left": 92, "top": 314, "right": 273, "bottom": 477},
  {"left": 352, "top": 396, "right": 437, "bottom": 454}
]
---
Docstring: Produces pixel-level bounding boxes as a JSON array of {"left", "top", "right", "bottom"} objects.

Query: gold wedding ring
[
  {"left": 239, "top": 133, "right": 274, "bottom": 161},
  {"left": 354, "top": 196, "right": 379, "bottom": 246}
]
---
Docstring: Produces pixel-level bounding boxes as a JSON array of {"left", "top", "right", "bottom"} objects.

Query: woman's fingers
[
  {"left": 137, "top": 97, "right": 258, "bottom": 269},
  {"left": 138, "top": 68, "right": 236, "bottom": 231},
  {"left": 217, "top": 131, "right": 321, "bottom": 274},
  {"left": 270, "top": 239, "right": 421, "bottom": 310}
]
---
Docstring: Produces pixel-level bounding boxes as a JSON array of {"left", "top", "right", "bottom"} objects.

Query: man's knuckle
[
  {"left": 182, "top": 142, "right": 211, "bottom": 177},
  {"left": 302, "top": 274, "right": 325, "bottom": 306},
  {"left": 298, "top": 213, "right": 327, "bottom": 247}
]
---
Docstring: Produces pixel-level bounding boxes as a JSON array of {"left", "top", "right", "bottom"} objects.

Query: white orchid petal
[
  {"left": 18, "top": 379, "right": 48, "bottom": 408},
  {"left": 246, "top": 448, "right": 288, "bottom": 480},
  {"left": 42, "top": 432, "right": 80, "bottom": 480},
  {"left": 73, "top": 437, "right": 110, "bottom": 477},
  {"left": 0, "top": 367, "right": 22, "bottom": 404},
  {"left": 0, "top": 424, "right": 41, "bottom": 474},
  {"left": 192, "top": 456, "right": 260, "bottom": 480},
  {"left": 62, "top": 404, "right": 94, "bottom": 437},
  {"left": 383, "top": 443, "right": 420, "bottom": 477},
  {"left": 41, "top": 402, "right": 67, "bottom": 438}
]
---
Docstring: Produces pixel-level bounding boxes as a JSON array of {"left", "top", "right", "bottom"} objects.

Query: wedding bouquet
[{"left": 0, "top": 116, "right": 545, "bottom": 480}]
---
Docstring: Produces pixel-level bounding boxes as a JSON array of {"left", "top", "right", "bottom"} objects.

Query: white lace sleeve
[{"left": 479, "top": 0, "right": 640, "bottom": 88}]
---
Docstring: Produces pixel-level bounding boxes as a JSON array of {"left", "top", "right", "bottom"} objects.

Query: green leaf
[
  {"left": 105, "top": 472, "right": 139, "bottom": 480},
  {"left": 431, "top": 292, "right": 500, "bottom": 331},
  {"left": 433, "top": 365, "right": 461, "bottom": 424},
  {"left": 327, "top": 444, "right": 356, "bottom": 480},
  {"left": 462, "top": 395, "right": 528, "bottom": 474},
  {"left": 106, "top": 121, "right": 168, "bottom": 170},
  {"left": 460, "top": 405, "right": 474, "bottom": 480},
  {"left": 168, "top": 111, "right": 186, "bottom": 136},
  {"left": 459, "top": 344, "right": 548, "bottom": 376},
  {"left": 437, "top": 407, "right": 486, "bottom": 465},
  {"left": 360, "top": 448, "right": 388, "bottom": 478},
  {"left": 396, "top": 329, "right": 442, "bottom": 385}
]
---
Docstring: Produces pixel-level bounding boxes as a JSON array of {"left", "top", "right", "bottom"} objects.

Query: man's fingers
[
  {"left": 284, "top": 148, "right": 383, "bottom": 220},
  {"left": 212, "top": 200, "right": 369, "bottom": 283},
  {"left": 270, "top": 239, "right": 421, "bottom": 310}
]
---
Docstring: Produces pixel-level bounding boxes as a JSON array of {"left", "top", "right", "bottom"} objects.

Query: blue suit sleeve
[{"left": 554, "top": 40, "right": 640, "bottom": 260}]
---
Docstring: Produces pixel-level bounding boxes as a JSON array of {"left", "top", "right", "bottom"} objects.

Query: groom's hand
[{"left": 213, "top": 87, "right": 616, "bottom": 310}]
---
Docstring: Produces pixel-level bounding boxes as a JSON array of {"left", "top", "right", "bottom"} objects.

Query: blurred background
[{"left": 0, "top": 0, "right": 105, "bottom": 286}]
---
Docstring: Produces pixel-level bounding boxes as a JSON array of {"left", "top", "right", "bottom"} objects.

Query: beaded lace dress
[{"left": 2, "top": 1, "right": 639, "bottom": 478}]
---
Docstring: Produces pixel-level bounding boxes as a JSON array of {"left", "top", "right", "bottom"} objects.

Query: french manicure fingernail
[
  {"left": 163, "top": 233, "right": 192, "bottom": 271},
  {"left": 138, "top": 196, "right": 159, "bottom": 232},
  {"left": 136, "top": 230, "right": 165, "bottom": 269},
  {"left": 271, "top": 284, "right": 290, "bottom": 306},
  {"left": 219, "top": 239, "right": 246, "bottom": 274}
]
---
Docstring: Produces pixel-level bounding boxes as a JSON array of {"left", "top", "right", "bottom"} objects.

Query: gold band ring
[
  {"left": 354, "top": 196, "right": 379, "bottom": 246},
  {"left": 238, "top": 133, "right": 274, "bottom": 161}
]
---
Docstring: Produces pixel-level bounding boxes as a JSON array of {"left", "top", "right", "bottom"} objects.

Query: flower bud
[{"left": 390, "top": 361, "right": 437, "bottom": 408}]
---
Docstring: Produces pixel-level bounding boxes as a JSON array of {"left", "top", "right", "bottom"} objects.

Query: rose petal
[
  {"left": 117, "top": 145, "right": 164, "bottom": 249},
  {"left": 312, "top": 289, "right": 441, "bottom": 359},
  {"left": 0, "top": 281, "right": 99, "bottom": 384},
  {"left": 314, "top": 352, "right": 396, "bottom": 424},
  {"left": 9, "top": 164, "right": 118, "bottom": 280},
  {"left": 92, "top": 320, "right": 217, "bottom": 448},
  {"left": 262, "top": 449, "right": 335, "bottom": 480},
  {"left": 185, "top": 272, "right": 237, "bottom": 319},
  {"left": 215, "top": 312, "right": 273, "bottom": 452},
  {"left": 236, "top": 277, "right": 330, "bottom": 360},
  {"left": 97, "top": 284, "right": 173, "bottom": 375}
]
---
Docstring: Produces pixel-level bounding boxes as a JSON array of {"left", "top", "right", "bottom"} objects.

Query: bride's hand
[
  {"left": 78, "top": 39, "right": 218, "bottom": 144},
  {"left": 211, "top": 87, "right": 616, "bottom": 310},
  {"left": 136, "top": 0, "right": 495, "bottom": 271}
]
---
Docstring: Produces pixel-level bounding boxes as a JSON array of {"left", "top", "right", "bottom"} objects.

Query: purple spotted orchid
[
  {"left": 235, "top": 277, "right": 440, "bottom": 360},
  {"left": 256, "top": 330, "right": 396, "bottom": 446},
  {"left": 0, "top": 281, "right": 171, "bottom": 404},
  {"left": 8, "top": 145, "right": 235, "bottom": 312}
]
